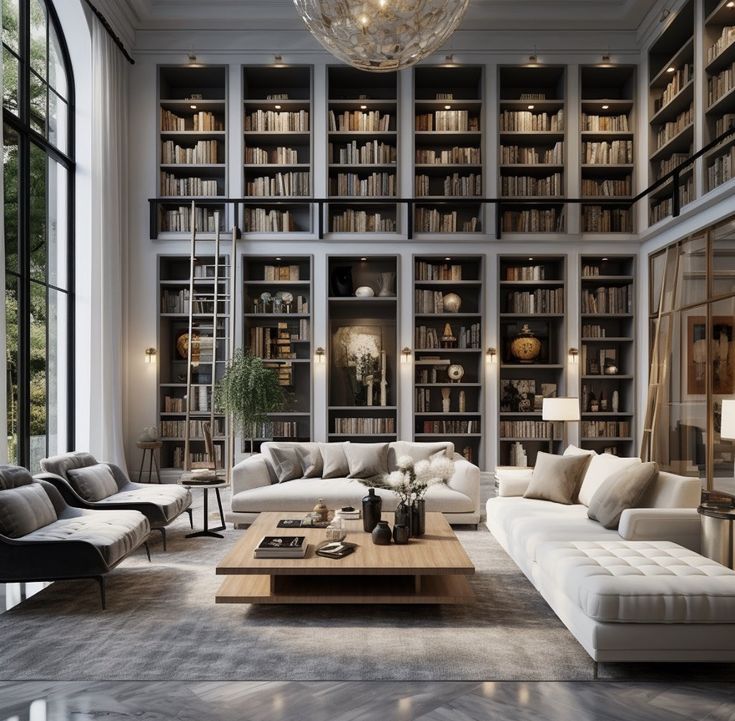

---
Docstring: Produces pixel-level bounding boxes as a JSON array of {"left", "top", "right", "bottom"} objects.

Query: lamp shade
[
  {"left": 721, "top": 399, "right": 735, "bottom": 439},
  {"left": 542, "top": 397, "right": 580, "bottom": 422}
]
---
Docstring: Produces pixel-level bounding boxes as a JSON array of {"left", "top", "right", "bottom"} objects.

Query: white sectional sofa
[
  {"left": 488, "top": 456, "right": 735, "bottom": 663},
  {"left": 230, "top": 441, "right": 481, "bottom": 527}
]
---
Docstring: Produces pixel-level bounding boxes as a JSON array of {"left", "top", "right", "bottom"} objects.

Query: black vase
[
  {"left": 372, "top": 520, "right": 392, "bottom": 545},
  {"left": 395, "top": 502, "right": 411, "bottom": 534},
  {"left": 331, "top": 266, "right": 353, "bottom": 297},
  {"left": 362, "top": 488, "right": 382, "bottom": 532},
  {"left": 393, "top": 523, "right": 409, "bottom": 544},
  {"left": 411, "top": 499, "right": 426, "bottom": 537}
]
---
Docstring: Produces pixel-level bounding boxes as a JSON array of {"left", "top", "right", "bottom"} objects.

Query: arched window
[{"left": 3, "top": 0, "right": 74, "bottom": 470}]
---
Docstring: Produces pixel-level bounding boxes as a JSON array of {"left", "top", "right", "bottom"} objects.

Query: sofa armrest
[
  {"left": 231, "top": 454, "right": 272, "bottom": 497},
  {"left": 447, "top": 457, "right": 481, "bottom": 514},
  {"left": 496, "top": 468, "right": 533, "bottom": 497},
  {"left": 618, "top": 508, "right": 702, "bottom": 552}
]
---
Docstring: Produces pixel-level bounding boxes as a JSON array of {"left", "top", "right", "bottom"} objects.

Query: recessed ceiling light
[
  {"left": 528, "top": 104, "right": 535, "bottom": 110},
  {"left": 666, "top": 66, "right": 676, "bottom": 73},
  {"left": 445, "top": 257, "right": 451, "bottom": 261},
  {"left": 360, "top": 257, "right": 367, "bottom": 261},
  {"left": 602, "top": 257, "right": 609, "bottom": 261},
  {"left": 528, "top": 257, "right": 534, "bottom": 261},
  {"left": 728, "top": 1, "right": 734, "bottom": 7},
  {"left": 602, "top": 104, "right": 609, "bottom": 110},
  {"left": 444, "top": 104, "right": 451, "bottom": 110},
  {"left": 274, "top": 104, "right": 282, "bottom": 110},
  {"left": 360, "top": 104, "right": 367, "bottom": 110},
  {"left": 275, "top": 257, "right": 282, "bottom": 261},
  {"left": 190, "top": 104, "right": 197, "bottom": 110}
]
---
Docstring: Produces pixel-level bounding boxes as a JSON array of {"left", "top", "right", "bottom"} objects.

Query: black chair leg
[
  {"left": 143, "top": 541, "right": 151, "bottom": 562},
  {"left": 95, "top": 576, "right": 106, "bottom": 610},
  {"left": 158, "top": 526, "right": 167, "bottom": 551},
  {"left": 186, "top": 508, "right": 194, "bottom": 529}
]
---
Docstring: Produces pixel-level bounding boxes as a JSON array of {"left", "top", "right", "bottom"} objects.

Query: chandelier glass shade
[{"left": 293, "top": 0, "right": 470, "bottom": 72}]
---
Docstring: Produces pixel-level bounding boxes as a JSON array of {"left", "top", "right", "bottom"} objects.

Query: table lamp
[{"left": 542, "top": 397, "right": 581, "bottom": 451}]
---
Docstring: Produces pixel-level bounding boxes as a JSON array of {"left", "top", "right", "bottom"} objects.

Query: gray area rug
[{"left": 0, "top": 513, "right": 596, "bottom": 681}]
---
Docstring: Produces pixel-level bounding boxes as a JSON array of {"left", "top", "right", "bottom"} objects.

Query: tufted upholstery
[
  {"left": 97, "top": 484, "right": 191, "bottom": 521},
  {"left": 0, "top": 484, "right": 58, "bottom": 538},
  {"left": 536, "top": 541, "right": 735, "bottom": 624}
]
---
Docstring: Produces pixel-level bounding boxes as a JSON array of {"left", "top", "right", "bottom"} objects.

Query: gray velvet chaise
[
  {"left": 0, "top": 464, "right": 151, "bottom": 608},
  {"left": 40, "top": 452, "right": 193, "bottom": 551}
]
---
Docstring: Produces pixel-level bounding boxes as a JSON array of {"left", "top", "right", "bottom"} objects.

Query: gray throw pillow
[
  {"left": 294, "top": 445, "right": 323, "bottom": 478},
  {"left": 268, "top": 445, "right": 303, "bottom": 483},
  {"left": 318, "top": 443, "right": 349, "bottom": 479},
  {"left": 524, "top": 452, "right": 592, "bottom": 505},
  {"left": 588, "top": 462, "right": 659, "bottom": 529},
  {"left": 67, "top": 463, "right": 119, "bottom": 502},
  {"left": 0, "top": 484, "right": 58, "bottom": 538},
  {"left": 345, "top": 442, "right": 390, "bottom": 479}
]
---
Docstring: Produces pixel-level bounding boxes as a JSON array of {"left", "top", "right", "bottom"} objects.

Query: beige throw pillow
[
  {"left": 268, "top": 445, "right": 303, "bottom": 483},
  {"left": 577, "top": 453, "right": 642, "bottom": 507},
  {"left": 523, "top": 452, "right": 592, "bottom": 505},
  {"left": 294, "top": 445, "right": 323, "bottom": 478},
  {"left": 587, "top": 462, "right": 658, "bottom": 529},
  {"left": 345, "top": 442, "right": 390, "bottom": 479},
  {"left": 318, "top": 442, "right": 350, "bottom": 479}
]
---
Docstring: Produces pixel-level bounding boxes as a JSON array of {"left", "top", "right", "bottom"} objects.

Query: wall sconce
[
  {"left": 486, "top": 347, "right": 498, "bottom": 363},
  {"left": 401, "top": 347, "right": 412, "bottom": 364},
  {"left": 145, "top": 348, "right": 157, "bottom": 364},
  {"left": 568, "top": 347, "right": 579, "bottom": 364},
  {"left": 315, "top": 347, "right": 326, "bottom": 364}
]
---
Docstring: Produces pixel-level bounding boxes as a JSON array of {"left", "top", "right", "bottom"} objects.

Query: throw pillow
[
  {"left": 523, "top": 452, "right": 592, "bottom": 505},
  {"left": 388, "top": 441, "right": 453, "bottom": 470},
  {"left": 318, "top": 442, "right": 350, "bottom": 479},
  {"left": 577, "top": 453, "right": 642, "bottom": 507},
  {"left": 294, "top": 445, "right": 323, "bottom": 478},
  {"left": 268, "top": 445, "right": 303, "bottom": 483},
  {"left": 563, "top": 444, "right": 596, "bottom": 459},
  {"left": 0, "top": 484, "right": 58, "bottom": 538},
  {"left": 67, "top": 463, "right": 119, "bottom": 502},
  {"left": 345, "top": 442, "right": 390, "bottom": 479},
  {"left": 588, "top": 462, "right": 659, "bottom": 529}
]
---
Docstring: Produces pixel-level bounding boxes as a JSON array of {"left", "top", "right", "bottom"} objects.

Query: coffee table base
[{"left": 215, "top": 573, "right": 474, "bottom": 604}]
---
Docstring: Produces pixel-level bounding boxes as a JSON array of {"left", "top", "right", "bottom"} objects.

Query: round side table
[
  {"left": 137, "top": 441, "right": 162, "bottom": 483},
  {"left": 699, "top": 503, "right": 735, "bottom": 569},
  {"left": 179, "top": 472, "right": 227, "bottom": 539}
]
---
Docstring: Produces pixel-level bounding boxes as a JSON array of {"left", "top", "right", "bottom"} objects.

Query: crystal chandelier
[{"left": 293, "top": 0, "right": 470, "bottom": 72}]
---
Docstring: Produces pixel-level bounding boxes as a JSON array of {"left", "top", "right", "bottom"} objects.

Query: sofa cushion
[
  {"left": 318, "top": 443, "right": 349, "bottom": 479},
  {"left": 22, "top": 510, "right": 150, "bottom": 567},
  {"left": 388, "top": 441, "right": 454, "bottom": 469},
  {"left": 40, "top": 452, "right": 99, "bottom": 480},
  {"left": 0, "top": 484, "right": 58, "bottom": 538},
  {"left": 67, "top": 464, "right": 119, "bottom": 502},
  {"left": 588, "top": 462, "right": 658, "bottom": 529},
  {"left": 268, "top": 445, "right": 303, "bottom": 483},
  {"left": 563, "top": 444, "right": 596, "bottom": 460},
  {"left": 345, "top": 442, "right": 389, "bottom": 479},
  {"left": 0, "top": 465, "right": 35, "bottom": 490},
  {"left": 97, "top": 484, "right": 191, "bottom": 522},
  {"left": 578, "top": 453, "right": 641, "bottom": 507},
  {"left": 536, "top": 540, "right": 735, "bottom": 623},
  {"left": 294, "top": 445, "right": 323, "bottom": 478},
  {"left": 524, "top": 451, "right": 591, "bottom": 505}
]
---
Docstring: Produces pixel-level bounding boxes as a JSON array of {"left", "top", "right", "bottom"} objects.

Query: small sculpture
[
  {"left": 355, "top": 286, "right": 375, "bottom": 297},
  {"left": 447, "top": 364, "right": 465, "bottom": 382},
  {"left": 510, "top": 324, "right": 542, "bottom": 364},
  {"left": 443, "top": 292, "right": 462, "bottom": 313},
  {"left": 138, "top": 426, "right": 159, "bottom": 443},
  {"left": 459, "top": 390, "right": 466, "bottom": 413},
  {"left": 377, "top": 272, "right": 396, "bottom": 297},
  {"left": 441, "top": 388, "right": 451, "bottom": 413},
  {"left": 441, "top": 322, "right": 457, "bottom": 348}
]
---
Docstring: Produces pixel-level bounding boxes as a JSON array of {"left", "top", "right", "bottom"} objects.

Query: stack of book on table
[{"left": 254, "top": 536, "right": 308, "bottom": 558}]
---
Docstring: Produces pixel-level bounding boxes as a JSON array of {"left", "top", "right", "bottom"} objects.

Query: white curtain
[{"left": 88, "top": 15, "right": 129, "bottom": 469}]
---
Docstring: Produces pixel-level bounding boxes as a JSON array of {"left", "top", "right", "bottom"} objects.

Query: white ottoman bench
[{"left": 532, "top": 540, "right": 735, "bottom": 663}]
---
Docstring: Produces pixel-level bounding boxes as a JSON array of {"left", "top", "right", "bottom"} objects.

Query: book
[
  {"left": 254, "top": 536, "right": 308, "bottom": 558},
  {"left": 316, "top": 541, "right": 358, "bottom": 559}
]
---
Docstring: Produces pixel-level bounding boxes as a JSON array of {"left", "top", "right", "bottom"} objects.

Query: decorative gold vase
[{"left": 510, "top": 324, "right": 541, "bottom": 364}]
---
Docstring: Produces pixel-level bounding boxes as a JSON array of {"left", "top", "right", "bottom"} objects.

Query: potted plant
[{"left": 215, "top": 350, "right": 285, "bottom": 454}]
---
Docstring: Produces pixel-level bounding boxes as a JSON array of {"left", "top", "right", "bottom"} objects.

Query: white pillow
[
  {"left": 388, "top": 441, "right": 454, "bottom": 469},
  {"left": 577, "top": 453, "right": 641, "bottom": 507},
  {"left": 318, "top": 442, "right": 350, "bottom": 479},
  {"left": 563, "top": 444, "right": 595, "bottom": 459}
]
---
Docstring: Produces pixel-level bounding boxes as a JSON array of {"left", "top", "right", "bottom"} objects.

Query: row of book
[
  {"left": 245, "top": 146, "right": 299, "bottom": 165},
  {"left": 420, "top": 420, "right": 479, "bottom": 434},
  {"left": 161, "top": 139, "right": 220, "bottom": 165},
  {"left": 415, "top": 324, "right": 481, "bottom": 350},
  {"left": 504, "top": 288, "right": 564, "bottom": 314},
  {"left": 329, "top": 110, "right": 392, "bottom": 132},
  {"left": 582, "top": 285, "right": 632, "bottom": 314},
  {"left": 245, "top": 110, "right": 309, "bottom": 132},
  {"left": 330, "top": 209, "right": 395, "bottom": 233},
  {"left": 654, "top": 106, "right": 693, "bottom": 151},
  {"left": 161, "top": 109, "right": 223, "bottom": 132},
  {"left": 249, "top": 324, "right": 301, "bottom": 359},
  {"left": 415, "top": 389, "right": 475, "bottom": 414},
  {"left": 416, "top": 173, "right": 482, "bottom": 197},
  {"left": 499, "top": 109, "right": 564, "bottom": 132},
  {"left": 160, "top": 173, "right": 219, "bottom": 197},
  {"left": 655, "top": 63, "right": 694, "bottom": 113},
  {"left": 715, "top": 113, "right": 735, "bottom": 137},
  {"left": 415, "top": 262, "right": 464, "bottom": 281},
  {"left": 246, "top": 172, "right": 310, "bottom": 197},
  {"left": 163, "top": 387, "right": 212, "bottom": 413},
  {"left": 582, "top": 324, "right": 613, "bottom": 338},
  {"left": 415, "top": 367, "right": 458, "bottom": 384},
  {"left": 707, "top": 146, "right": 735, "bottom": 189},
  {"left": 329, "top": 140, "right": 396, "bottom": 165},
  {"left": 503, "top": 264, "right": 548, "bottom": 281},
  {"left": 415, "top": 208, "right": 479, "bottom": 233},
  {"left": 501, "top": 173, "right": 562, "bottom": 197},
  {"left": 501, "top": 208, "right": 564, "bottom": 233},
  {"left": 581, "top": 177, "right": 632, "bottom": 197},
  {"left": 261, "top": 264, "right": 301, "bottom": 281},
  {"left": 160, "top": 419, "right": 225, "bottom": 439},
  {"left": 707, "top": 25, "right": 735, "bottom": 65},
  {"left": 500, "top": 421, "right": 553, "bottom": 439},
  {"left": 581, "top": 113, "right": 630, "bottom": 132},
  {"left": 245, "top": 208, "right": 294, "bottom": 232},
  {"left": 415, "top": 289, "right": 456, "bottom": 314},
  {"left": 160, "top": 290, "right": 224, "bottom": 315},
  {"left": 252, "top": 422, "right": 300, "bottom": 439},
  {"left": 581, "top": 421, "right": 631, "bottom": 439},
  {"left": 264, "top": 362, "right": 294, "bottom": 387},
  {"left": 649, "top": 179, "right": 693, "bottom": 224},
  {"left": 160, "top": 206, "right": 221, "bottom": 233},
  {"left": 416, "top": 146, "right": 481, "bottom": 164},
  {"left": 582, "top": 207, "right": 633, "bottom": 233},
  {"left": 707, "top": 60, "right": 735, "bottom": 108},
  {"left": 333, "top": 418, "right": 395, "bottom": 434},
  {"left": 656, "top": 151, "right": 690, "bottom": 177},
  {"left": 330, "top": 172, "right": 395, "bottom": 197},
  {"left": 193, "top": 263, "right": 225, "bottom": 278},
  {"left": 582, "top": 140, "right": 633, "bottom": 164},
  {"left": 415, "top": 110, "right": 479, "bottom": 132},
  {"left": 171, "top": 446, "right": 223, "bottom": 470},
  {"left": 500, "top": 142, "right": 564, "bottom": 165}
]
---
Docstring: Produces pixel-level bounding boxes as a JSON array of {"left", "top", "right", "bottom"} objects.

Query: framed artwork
[{"left": 686, "top": 316, "right": 735, "bottom": 395}]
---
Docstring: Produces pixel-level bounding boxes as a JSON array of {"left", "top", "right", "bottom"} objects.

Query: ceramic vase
[
  {"left": 362, "top": 488, "right": 382, "bottom": 532},
  {"left": 377, "top": 272, "right": 396, "bottom": 297},
  {"left": 371, "top": 520, "right": 392, "bottom": 545},
  {"left": 510, "top": 324, "right": 542, "bottom": 364},
  {"left": 411, "top": 499, "right": 426, "bottom": 537},
  {"left": 393, "top": 523, "right": 409, "bottom": 544}
]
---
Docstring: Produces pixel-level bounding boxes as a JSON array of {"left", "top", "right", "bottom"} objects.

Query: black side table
[
  {"left": 179, "top": 476, "right": 227, "bottom": 539},
  {"left": 698, "top": 503, "right": 735, "bottom": 569}
]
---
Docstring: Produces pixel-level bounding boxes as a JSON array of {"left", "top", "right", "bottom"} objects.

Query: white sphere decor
[{"left": 293, "top": 0, "right": 471, "bottom": 72}]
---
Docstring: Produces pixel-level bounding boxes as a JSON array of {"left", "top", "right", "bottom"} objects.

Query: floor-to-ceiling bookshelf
[
  {"left": 648, "top": 0, "right": 695, "bottom": 225},
  {"left": 327, "top": 256, "right": 399, "bottom": 440},
  {"left": 498, "top": 255, "right": 566, "bottom": 466},
  {"left": 327, "top": 68, "right": 399, "bottom": 235},
  {"left": 580, "top": 65, "right": 636, "bottom": 234},
  {"left": 413, "top": 66, "right": 484, "bottom": 235},
  {"left": 413, "top": 255, "right": 484, "bottom": 464},
  {"left": 242, "top": 256, "right": 313, "bottom": 451},
  {"left": 243, "top": 66, "right": 313, "bottom": 234},
  {"left": 498, "top": 66, "right": 566, "bottom": 234},
  {"left": 157, "top": 66, "right": 227, "bottom": 238},
  {"left": 158, "top": 255, "right": 229, "bottom": 471},
  {"left": 704, "top": 0, "right": 735, "bottom": 191},
  {"left": 579, "top": 255, "right": 636, "bottom": 456}
]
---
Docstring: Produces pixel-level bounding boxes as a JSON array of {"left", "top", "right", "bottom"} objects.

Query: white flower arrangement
[{"left": 363, "top": 453, "right": 455, "bottom": 506}]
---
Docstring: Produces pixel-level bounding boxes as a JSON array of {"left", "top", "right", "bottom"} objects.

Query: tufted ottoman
[{"left": 532, "top": 540, "right": 735, "bottom": 662}]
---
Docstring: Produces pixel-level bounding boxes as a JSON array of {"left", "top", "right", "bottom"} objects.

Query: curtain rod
[{"left": 83, "top": 0, "right": 135, "bottom": 65}]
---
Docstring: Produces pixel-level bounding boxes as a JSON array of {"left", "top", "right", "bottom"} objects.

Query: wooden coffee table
[{"left": 215, "top": 511, "right": 475, "bottom": 604}]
